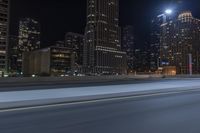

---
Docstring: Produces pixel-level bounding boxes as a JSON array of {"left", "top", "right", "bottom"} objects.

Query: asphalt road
[{"left": 1, "top": 89, "right": 200, "bottom": 133}]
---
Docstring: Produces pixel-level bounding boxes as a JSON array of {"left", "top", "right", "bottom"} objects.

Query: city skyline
[
  {"left": 10, "top": 0, "right": 200, "bottom": 48},
  {"left": 5, "top": 0, "right": 200, "bottom": 76}
]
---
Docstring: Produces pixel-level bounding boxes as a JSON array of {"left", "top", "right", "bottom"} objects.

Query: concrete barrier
[
  {"left": 4, "top": 74, "right": 200, "bottom": 88},
  {"left": 165, "top": 75, "right": 200, "bottom": 78},
  {"left": 0, "top": 75, "right": 165, "bottom": 87}
]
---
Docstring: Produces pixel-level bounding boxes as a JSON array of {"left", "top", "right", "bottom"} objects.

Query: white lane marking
[{"left": 0, "top": 88, "right": 200, "bottom": 113}]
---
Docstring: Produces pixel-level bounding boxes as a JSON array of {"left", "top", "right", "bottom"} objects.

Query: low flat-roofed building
[{"left": 23, "top": 46, "right": 74, "bottom": 76}]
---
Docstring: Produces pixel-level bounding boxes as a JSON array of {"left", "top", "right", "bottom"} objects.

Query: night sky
[{"left": 10, "top": 0, "right": 200, "bottom": 48}]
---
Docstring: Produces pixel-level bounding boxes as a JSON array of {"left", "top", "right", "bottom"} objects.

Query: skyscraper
[
  {"left": 150, "top": 16, "right": 163, "bottom": 71},
  {"left": 175, "top": 11, "right": 200, "bottom": 74},
  {"left": 18, "top": 18, "right": 40, "bottom": 73},
  {"left": 0, "top": 0, "right": 9, "bottom": 76},
  {"left": 9, "top": 35, "right": 19, "bottom": 74},
  {"left": 134, "top": 43, "right": 151, "bottom": 73},
  {"left": 65, "top": 32, "right": 84, "bottom": 66},
  {"left": 18, "top": 18, "right": 40, "bottom": 52},
  {"left": 122, "top": 25, "right": 135, "bottom": 72},
  {"left": 159, "top": 10, "right": 177, "bottom": 67},
  {"left": 84, "top": 0, "right": 127, "bottom": 75},
  {"left": 160, "top": 11, "right": 200, "bottom": 74}
]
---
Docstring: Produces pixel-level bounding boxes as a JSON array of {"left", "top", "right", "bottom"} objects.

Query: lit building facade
[
  {"left": 160, "top": 19, "right": 175, "bottom": 67},
  {"left": 160, "top": 11, "right": 200, "bottom": 74},
  {"left": 122, "top": 25, "right": 135, "bottom": 73},
  {"left": 54, "top": 40, "right": 65, "bottom": 47},
  {"left": 18, "top": 18, "right": 40, "bottom": 52},
  {"left": 0, "top": 0, "right": 9, "bottom": 76},
  {"left": 134, "top": 44, "right": 151, "bottom": 73},
  {"left": 150, "top": 16, "right": 163, "bottom": 71},
  {"left": 84, "top": 0, "right": 127, "bottom": 75},
  {"left": 65, "top": 32, "right": 84, "bottom": 66},
  {"left": 23, "top": 46, "right": 74, "bottom": 76},
  {"left": 8, "top": 35, "right": 19, "bottom": 74},
  {"left": 18, "top": 18, "right": 40, "bottom": 72}
]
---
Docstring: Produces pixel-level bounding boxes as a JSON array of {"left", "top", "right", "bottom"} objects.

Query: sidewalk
[{"left": 0, "top": 79, "right": 200, "bottom": 109}]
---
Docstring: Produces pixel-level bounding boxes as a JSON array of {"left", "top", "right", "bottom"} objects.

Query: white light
[
  {"left": 4, "top": 74, "right": 8, "bottom": 77},
  {"left": 165, "top": 9, "right": 172, "bottom": 14}
]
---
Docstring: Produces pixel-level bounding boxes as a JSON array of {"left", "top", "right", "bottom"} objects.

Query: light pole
[{"left": 189, "top": 53, "right": 192, "bottom": 76}]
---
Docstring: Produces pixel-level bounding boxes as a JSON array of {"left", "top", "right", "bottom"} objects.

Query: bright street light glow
[{"left": 165, "top": 9, "right": 173, "bottom": 14}]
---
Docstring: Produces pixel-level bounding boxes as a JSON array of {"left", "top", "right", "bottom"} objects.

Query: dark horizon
[{"left": 10, "top": 0, "right": 200, "bottom": 48}]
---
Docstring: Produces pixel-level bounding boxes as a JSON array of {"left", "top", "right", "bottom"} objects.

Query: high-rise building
[
  {"left": 160, "top": 19, "right": 175, "bottom": 68},
  {"left": 160, "top": 11, "right": 200, "bottom": 74},
  {"left": 84, "top": 0, "right": 127, "bottom": 75},
  {"left": 8, "top": 35, "right": 19, "bottom": 74},
  {"left": 122, "top": 25, "right": 135, "bottom": 73},
  {"left": 65, "top": 32, "right": 84, "bottom": 74},
  {"left": 65, "top": 32, "right": 84, "bottom": 66},
  {"left": 134, "top": 43, "right": 151, "bottom": 73},
  {"left": 0, "top": 0, "right": 9, "bottom": 76},
  {"left": 150, "top": 16, "right": 163, "bottom": 71},
  {"left": 18, "top": 18, "right": 40, "bottom": 72},
  {"left": 54, "top": 40, "right": 65, "bottom": 47},
  {"left": 175, "top": 11, "right": 200, "bottom": 74},
  {"left": 18, "top": 18, "right": 40, "bottom": 52}
]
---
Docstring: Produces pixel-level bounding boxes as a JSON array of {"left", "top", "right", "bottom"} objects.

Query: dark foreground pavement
[{"left": 1, "top": 89, "right": 200, "bottom": 133}]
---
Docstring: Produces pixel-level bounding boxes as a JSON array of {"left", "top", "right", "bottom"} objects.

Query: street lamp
[
  {"left": 165, "top": 9, "right": 173, "bottom": 15},
  {"left": 158, "top": 9, "right": 173, "bottom": 18}
]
